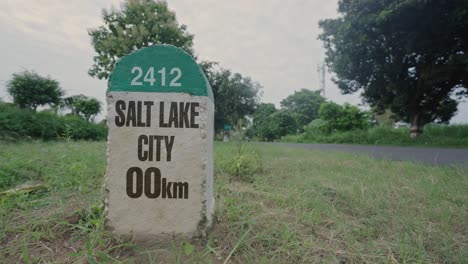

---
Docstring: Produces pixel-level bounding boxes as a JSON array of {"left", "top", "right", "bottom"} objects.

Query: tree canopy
[
  {"left": 201, "top": 62, "right": 262, "bottom": 133},
  {"left": 7, "top": 71, "right": 64, "bottom": 111},
  {"left": 319, "top": 0, "right": 468, "bottom": 137},
  {"left": 318, "top": 102, "right": 369, "bottom": 133},
  {"left": 280, "top": 89, "right": 325, "bottom": 129},
  {"left": 64, "top": 95, "right": 102, "bottom": 121},
  {"left": 252, "top": 103, "right": 278, "bottom": 141},
  {"left": 88, "top": 0, "right": 194, "bottom": 79}
]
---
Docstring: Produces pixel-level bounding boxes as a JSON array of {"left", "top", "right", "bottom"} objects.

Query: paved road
[{"left": 268, "top": 143, "right": 468, "bottom": 166}]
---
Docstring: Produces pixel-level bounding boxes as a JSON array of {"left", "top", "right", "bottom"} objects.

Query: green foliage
[
  {"left": 251, "top": 104, "right": 302, "bottom": 142},
  {"left": 201, "top": 62, "right": 262, "bottom": 133},
  {"left": 303, "top": 118, "right": 328, "bottom": 136},
  {"left": 0, "top": 103, "right": 107, "bottom": 141},
  {"left": 251, "top": 89, "right": 324, "bottom": 141},
  {"left": 1, "top": 142, "right": 467, "bottom": 262},
  {"left": 0, "top": 142, "right": 132, "bottom": 263},
  {"left": 287, "top": 124, "right": 468, "bottom": 148},
  {"left": 214, "top": 143, "right": 468, "bottom": 263},
  {"left": 88, "top": 0, "right": 194, "bottom": 79},
  {"left": 64, "top": 95, "right": 102, "bottom": 121},
  {"left": 372, "top": 108, "right": 396, "bottom": 127},
  {"left": 317, "top": 102, "right": 369, "bottom": 133},
  {"left": 7, "top": 71, "right": 64, "bottom": 111},
  {"left": 216, "top": 127, "right": 263, "bottom": 182},
  {"left": 319, "top": 0, "right": 468, "bottom": 135},
  {"left": 280, "top": 89, "right": 325, "bottom": 129},
  {"left": 252, "top": 103, "right": 278, "bottom": 141},
  {"left": 269, "top": 110, "right": 300, "bottom": 138}
]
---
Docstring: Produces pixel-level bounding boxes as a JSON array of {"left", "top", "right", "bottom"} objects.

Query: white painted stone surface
[{"left": 105, "top": 92, "right": 214, "bottom": 245}]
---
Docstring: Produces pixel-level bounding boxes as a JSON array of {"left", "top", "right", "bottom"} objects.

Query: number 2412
[{"left": 131, "top": 67, "right": 182, "bottom": 87}]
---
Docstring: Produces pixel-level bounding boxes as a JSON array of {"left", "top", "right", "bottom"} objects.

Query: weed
[{"left": 216, "top": 126, "right": 263, "bottom": 182}]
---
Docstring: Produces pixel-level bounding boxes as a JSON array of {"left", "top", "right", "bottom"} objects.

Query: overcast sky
[{"left": 0, "top": 0, "right": 466, "bottom": 123}]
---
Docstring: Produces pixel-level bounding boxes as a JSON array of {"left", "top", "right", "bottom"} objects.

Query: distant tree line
[
  {"left": 248, "top": 89, "right": 370, "bottom": 141},
  {"left": 1, "top": 71, "right": 105, "bottom": 141},
  {"left": 6, "top": 70, "right": 102, "bottom": 121}
]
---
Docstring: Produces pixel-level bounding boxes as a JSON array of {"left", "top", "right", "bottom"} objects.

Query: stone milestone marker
[{"left": 105, "top": 45, "right": 214, "bottom": 244}]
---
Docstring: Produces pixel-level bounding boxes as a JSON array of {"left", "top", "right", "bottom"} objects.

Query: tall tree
[
  {"left": 64, "top": 95, "right": 102, "bottom": 121},
  {"left": 280, "top": 89, "right": 325, "bottom": 130},
  {"left": 269, "top": 110, "right": 300, "bottom": 139},
  {"left": 252, "top": 103, "right": 278, "bottom": 141},
  {"left": 201, "top": 62, "right": 262, "bottom": 133},
  {"left": 88, "top": 0, "right": 194, "bottom": 79},
  {"left": 7, "top": 71, "right": 63, "bottom": 111},
  {"left": 319, "top": 0, "right": 468, "bottom": 137}
]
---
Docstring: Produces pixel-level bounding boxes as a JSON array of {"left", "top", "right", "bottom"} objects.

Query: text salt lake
[{"left": 114, "top": 100, "right": 201, "bottom": 128}]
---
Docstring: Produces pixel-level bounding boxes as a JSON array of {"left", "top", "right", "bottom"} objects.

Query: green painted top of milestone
[{"left": 108, "top": 45, "right": 213, "bottom": 99}]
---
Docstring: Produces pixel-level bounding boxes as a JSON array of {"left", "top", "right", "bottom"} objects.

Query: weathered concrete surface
[
  {"left": 105, "top": 92, "right": 214, "bottom": 245},
  {"left": 267, "top": 142, "right": 468, "bottom": 166}
]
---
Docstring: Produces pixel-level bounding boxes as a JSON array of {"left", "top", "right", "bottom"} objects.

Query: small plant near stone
[{"left": 216, "top": 122, "right": 263, "bottom": 182}]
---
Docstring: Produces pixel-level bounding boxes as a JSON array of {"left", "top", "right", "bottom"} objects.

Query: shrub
[
  {"left": 0, "top": 103, "right": 107, "bottom": 141},
  {"left": 217, "top": 150, "right": 263, "bottom": 182},
  {"left": 216, "top": 126, "right": 263, "bottom": 182},
  {"left": 286, "top": 124, "right": 468, "bottom": 147},
  {"left": 318, "top": 102, "right": 370, "bottom": 133},
  {"left": 304, "top": 118, "right": 329, "bottom": 136}
]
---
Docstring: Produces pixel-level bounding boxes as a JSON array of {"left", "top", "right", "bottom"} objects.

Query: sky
[{"left": 0, "top": 0, "right": 466, "bottom": 123}]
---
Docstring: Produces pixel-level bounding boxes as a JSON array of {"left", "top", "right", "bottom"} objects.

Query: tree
[
  {"left": 280, "top": 89, "right": 325, "bottom": 130},
  {"left": 88, "top": 0, "right": 194, "bottom": 79},
  {"left": 318, "top": 102, "right": 369, "bottom": 133},
  {"left": 201, "top": 62, "right": 262, "bottom": 134},
  {"left": 319, "top": 0, "right": 468, "bottom": 137},
  {"left": 7, "top": 71, "right": 63, "bottom": 111},
  {"left": 252, "top": 103, "right": 278, "bottom": 141},
  {"left": 269, "top": 110, "right": 300, "bottom": 138},
  {"left": 251, "top": 106, "right": 300, "bottom": 141},
  {"left": 64, "top": 95, "right": 102, "bottom": 121}
]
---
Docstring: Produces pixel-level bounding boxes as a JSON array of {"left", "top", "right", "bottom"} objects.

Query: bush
[
  {"left": 287, "top": 124, "right": 468, "bottom": 147},
  {"left": 304, "top": 118, "right": 329, "bottom": 136},
  {"left": 217, "top": 150, "right": 263, "bottom": 182},
  {"left": 0, "top": 103, "right": 107, "bottom": 141},
  {"left": 216, "top": 127, "right": 263, "bottom": 182},
  {"left": 318, "top": 102, "right": 370, "bottom": 133}
]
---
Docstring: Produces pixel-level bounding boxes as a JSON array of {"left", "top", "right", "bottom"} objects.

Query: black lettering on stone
[
  {"left": 190, "top": 102, "right": 199, "bottom": 128},
  {"left": 144, "top": 101, "right": 154, "bottom": 127},
  {"left": 179, "top": 102, "right": 190, "bottom": 128},
  {"left": 152, "top": 135, "right": 163, "bottom": 161},
  {"left": 173, "top": 182, "right": 189, "bottom": 199},
  {"left": 144, "top": 167, "right": 161, "bottom": 198},
  {"left": 136, "top": 101, "right": 145, "bottom": 127},
  {"left": 115, "top": 100, "right": 126, "bottom": 127},
  {"left": 126, "top": 167, "right": 143, "bottom": 198},
  {"left": 126, "top": 101, "right": 136, "bottom": 127},
  {"left": 162, "top": 178, "right": 172, "bottom": 199},
  {"left": 126, "top": 167, "right": 189, "bottom": 199},
  {"left": 165, "top": 136, "right": 174, "bottom": 161},
  {"left": 168, "top": 102, "right": 179, "bottom": 128},
  {"left": 137, "top": 135, "right": 148, "bottom": 161},
  {"left": 159, "top": 102, "right": 168, "bottom": 127}
]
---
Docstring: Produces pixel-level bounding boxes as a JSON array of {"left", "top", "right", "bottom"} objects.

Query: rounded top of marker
[{"left": 108, "top": 45, "right": 213, "bottom": 100}]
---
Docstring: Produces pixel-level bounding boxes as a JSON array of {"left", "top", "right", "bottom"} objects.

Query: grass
[
  {"left": 0, "top": 141, "right": 467, "bottom": 263},
  {"left": 282, "top": 124, "right": 468, "bottom": 148}
]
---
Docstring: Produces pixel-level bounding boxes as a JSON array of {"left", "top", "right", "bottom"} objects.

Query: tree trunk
[{"left": 409, "top": 113, "right": 424, "bottom": 138}]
